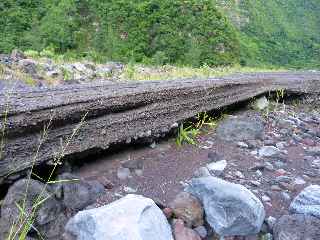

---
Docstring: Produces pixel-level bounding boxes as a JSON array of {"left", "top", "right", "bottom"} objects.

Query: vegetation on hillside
[
  {"left": 0, "top": 0, "right": 239, "bottom": 66},
  {"left": 216, "top": 0, "right": 320, "bottom": 68},
  {"left": 0, "top": 0, "right": 319, "bottom": 68}
]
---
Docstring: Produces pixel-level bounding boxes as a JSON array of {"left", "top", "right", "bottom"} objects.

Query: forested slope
[
  {"left": 0, "top": 0, "right": 319, "bottom": 68},
  {"left": 216, "top": 0, "right": 320, "bottom": 68}
]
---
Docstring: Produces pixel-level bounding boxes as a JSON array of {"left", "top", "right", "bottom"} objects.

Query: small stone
[
  {"left": 256, "top": 170, "right": 263, "bottom": 178},
  {"left": 250, "top": 180, "right": 261, "bottom": 187},
  {"left": 122, "top": 159, "right": 144, "bottom": 170},
  {"left": 270, "top": 185, "right": 282, "bottom": 191},
  {"left": 274, "top": 161, "right": 286, "bottom": 169},
  {"left": 264, "top": 162, "right": 274, "bottom": 171},
  {"left": 312, "top": 159, "right": 320, "bottom": 168},
  {"left": 251, "top": 150, "right": 258, "bottom": 156},
  {"left": 276, "top": 142, "right": 286, "bottom": 149},
  {"left": 123, "top": 186, "right": 137, "bottom": 193},
  {"left": 163, "top": 207, "right": 173, "bottom": 219},
  {"left": 237, "top": 142, "right": 249, "bottom": 148},
  {"left": 193, "top": 226, "right": 208, "bottom": 239},
  {"left": 134, "top": 169, "right": 144, "bottom": 176},
  {"left": 98, "top": 176, "right": 114, "bottom": 189},
  {"left": 150, "top": 142, "right": 157, "bottom": 149},
  {"left": 281, "top": 192, "right": 291, "bottom": 202},
  {"left": 262, "top": 195, "right": 271, "bottom": 202},
  {"left": 234, "top": 171, "right": 245, "bottom": 179},
  {"left": 266, "top": 216, "right": 277, "bottom": 231},
  {"left": 261, "top": 233, "right": 273, "bottom": 240},
  {"left": 293, "top": 177, "right": 306, "bottom": 186},
  {"left": 252, "top": 96, "right": 269, "bottom": 111},
  {"left": 208, "top": 152, "right": 222, "bottom": 162},
  {"left": 274, "top": 169, "right": 287, "bottom": 176},
  {"left": 193, "top": 167, "right": 211, "bottom": 178},
  {"left": 173, "top": 219, "right": 201, "bottom": 240},
  {"left": 206, "top": 160, "right": 227, "bottom": 176},
  {"left": 250, "top": 164, "right": 265, "bottom": 171},
  {"left": 275, "top": 176, "right": 292, "bottom": 183},
  {"left": 117, "top": 167, "right": 131, "bottom": 180},
  {"left": 259, "top": 146, "right": 281, "bottom": 158},
  {"left": 306, "top": 146, "right": 320, "bottom": 156}
]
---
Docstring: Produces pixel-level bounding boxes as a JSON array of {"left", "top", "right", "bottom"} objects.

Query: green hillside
[
  {"left": 216, "top": 0, "right": 320, "bottom": 68},
  {"left": 0, "top": 0, "right": 319, "bottom": 68}
]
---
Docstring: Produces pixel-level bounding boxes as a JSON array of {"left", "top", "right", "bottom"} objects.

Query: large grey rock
[
  {"left": 0, "top": 179, "right": 65, "bottom": 239},
  {"left": 186, "top": 177, "right": 265, "bottom": 236},
  {"left": 216, "top": 114, "right": 265, "bottom": 142},
  {"left": 289, "top": 185, "right": 320, "bottom": 218},
  {"left": 273, "top": 214, "right": 320, "bottom": 240},
  {"left": 64, "top": 194, "right": 174, "bottom": 240}
]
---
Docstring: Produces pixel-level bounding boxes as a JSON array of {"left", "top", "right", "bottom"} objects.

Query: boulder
[
  {"left": 64, "top": 194, "right": 174, "bottom": 240},
  {"left": 11, "top": 49, "right": 26, "bottom": 60},
  {"left": 169, "top": 192, "right": 204, "bottom": 227},
  {"left": 186, "top": 177, "right": 265, "bottom": 236},
  {"left": 216, "top": 114, "right": 265, "bottom": 142},
  {"left": 53, "top": 173, "right": 105, "bottom": 211},
  {"left": 0, "top": 179, "right": 65, "bottom": 239},
  {"left": 289, "top": 185, "right": 320, "bottom": 218},
  {"left": 273, "top": 214, "right": 320, "bottom": 240},
  {"left": 18, "top": 59, "right": 38, "bottom": 75}
]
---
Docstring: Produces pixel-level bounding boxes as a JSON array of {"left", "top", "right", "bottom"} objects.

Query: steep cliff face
[{"left": 215, "top": 0, "right": 320, "bottom": 68}]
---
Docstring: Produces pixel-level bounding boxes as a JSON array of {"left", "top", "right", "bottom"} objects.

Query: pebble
[
  {"left": 293, "top": 177, "right": 306, "bottom": 185},
  {"left": 250, "top": 180, "right": 261, "bottom": 187},
  {"left": 234, "top": 171, "right": 245, "bottom": 179},
  {"left": 264, "top": 162, "right": 274, "bottom": 171},
  {"left": 237, "top": 142, "right": 249, "bottom": 148},
  {"left": 281, "top": 192, "right": 291, "bottom": 201},
  {"left": 262, "top": 195, "right": 271, "bottom": 202},
  {"left": 266, "top": 216, "right": 276, "bottom": 230},
  {"left": 275, "top": 176, "right": 292, "bottom": 183},
  {"left": 312, "top": 159, "right": 320, "bottom": 168},
  {"left": 256, "top": 170, "right": 263, "bottom": 178},
  {"left": 206, "top": 160, "right": 227, "bottom": 176},
  {"left": 276, "top": 142, "right": 287, "bottom": 149},
  {"left": 270, "top": 185, "right": 282, "bottom": 191},
  {"left": 259, "top": 146, "right": 281, "bottom": 158},
  {"left": 123, "top": 186, "right": 137, "bottom": 193},
  {"left": 193, "top": 226, "right": 208, "bottom": 239},
  {"left": 274, "top": 161, "right": 286, "bottom": 169},
  {"left": 193, "top": 167, "right": 211, "bottom": 178},
  {"left": 275, "top": 169, "right": 287, "bottom": 176},
  {"left": 149, "top": 142, "right": 157, "bottom": 149}
]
